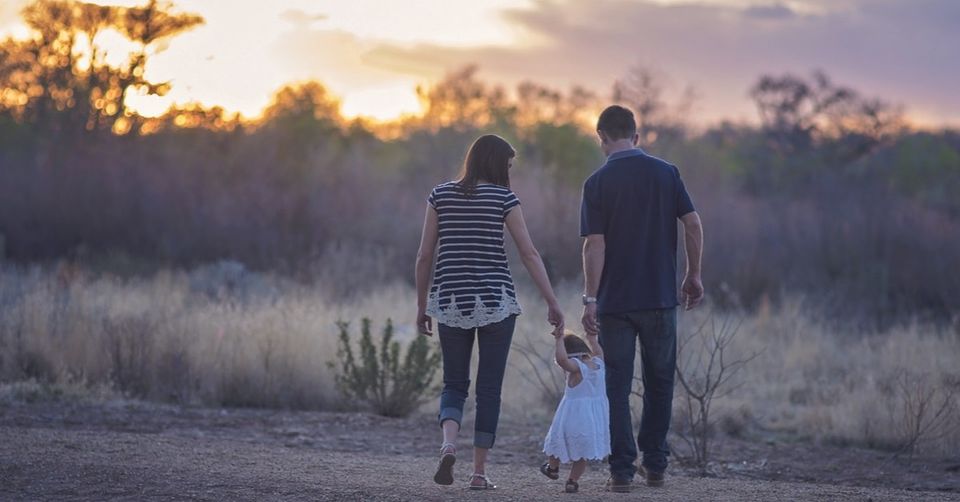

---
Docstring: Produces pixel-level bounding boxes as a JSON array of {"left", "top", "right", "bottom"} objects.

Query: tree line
[{"left": 1, "top": 0, "right": 958, "bottom": 327}]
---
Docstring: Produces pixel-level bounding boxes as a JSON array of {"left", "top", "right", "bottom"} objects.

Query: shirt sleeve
[
  {"left": 579, "top": 176, "right": 603, "bottom": 236},
  {"left": 675, "top": 167, "right": 695, "bottom": 217},
  {"left": 427, "top": 187, "right": 438, "bottom": 210},
  {"left": 503, "top": 190, "right": 520, "bottom": 216}
]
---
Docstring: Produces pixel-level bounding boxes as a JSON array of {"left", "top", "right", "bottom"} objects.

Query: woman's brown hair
[{"left": 456, "top": 134, "right": 515, "bottom": 194}]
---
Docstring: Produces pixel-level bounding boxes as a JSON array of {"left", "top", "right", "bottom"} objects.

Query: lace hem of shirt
[{"left": 426, "top": 287, "right": 522, "bottom": 329}]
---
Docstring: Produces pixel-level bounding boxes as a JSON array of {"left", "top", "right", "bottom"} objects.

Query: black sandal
[
  {"left": 565, "top": 479, "right": 579, "bottom": 493},
  {"left": 540, "top": 462, "right": 560, "bottom": 480},
  {"left": 433, "top": 442, "right": 456, "bottom": 485}
]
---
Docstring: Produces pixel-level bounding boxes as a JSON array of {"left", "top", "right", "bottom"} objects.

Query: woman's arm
[
  {"left": 554, "top": 332, "right": 580, "bottom": 373},
  {"left": 415, "top": 204, "right": 439, "bottom": 335},
  {"left": 505, "top": 206, "right": 564, "bottom": 334}
]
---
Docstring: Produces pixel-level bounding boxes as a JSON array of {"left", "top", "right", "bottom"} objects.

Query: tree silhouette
[
  {"left": 514, "top": 81, "right": 598, "bottom": 130},
  {"left": 0, "top": 0, "right": 203, "bottom": 138},
  {"left": 261, "top": 81, "right": 341, "bottom": 125},
  {"left": 749, "top": 70, "right": 903, "bottom": 160},
  {"left": 415, "top": 65, "right": 512, "bottom": 131},
  {"left": 612, "top": 66, "right": 695, "bottom": 147}
]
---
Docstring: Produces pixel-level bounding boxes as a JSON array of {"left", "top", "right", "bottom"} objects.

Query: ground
[{"left": 1, "top": 400, "right": 958, "bottom": 501}]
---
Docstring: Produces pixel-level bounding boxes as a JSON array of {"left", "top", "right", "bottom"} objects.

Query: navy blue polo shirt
[{"left": 580, "top": 148, "right": 696, "bottom": 314}]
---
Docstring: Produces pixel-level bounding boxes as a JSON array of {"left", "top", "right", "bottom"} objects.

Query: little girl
[{"left": 540, "top": 331, "right": 611, "bottom": 493}]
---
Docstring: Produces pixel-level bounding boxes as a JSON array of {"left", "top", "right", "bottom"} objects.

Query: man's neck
[{"left": 605, "top": 140, "right": 636, "bottom": 157}]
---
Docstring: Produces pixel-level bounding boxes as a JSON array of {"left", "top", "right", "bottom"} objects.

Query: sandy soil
[{"left": 1, "top": 400, "right": 958, "bottom": 501}]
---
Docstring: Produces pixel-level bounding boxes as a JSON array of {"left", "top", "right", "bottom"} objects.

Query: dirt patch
[{"left": 1, "top": 401, "right": 957, "bottom": 501}]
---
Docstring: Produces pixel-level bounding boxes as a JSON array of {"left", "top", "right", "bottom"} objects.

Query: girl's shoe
[
  {"left": 433, "top": 442, "right": 456, "bottom": 485},
  {"left": 564, "top": 479, "right": 579, "bottom": 493},
  {"left": 468, "top": 473, "right": 497, "bottom": 490},
  {"left": 539, "top": 462, "right": 560, "bottom": 480}
]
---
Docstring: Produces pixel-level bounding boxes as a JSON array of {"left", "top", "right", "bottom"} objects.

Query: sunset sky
[{"left": 1, "top": 0, "right": 957, "bottom": 126}]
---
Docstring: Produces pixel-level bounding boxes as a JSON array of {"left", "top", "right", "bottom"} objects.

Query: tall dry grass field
[{"left": 1, "top": 261, "right": 957, "bottom": 455}]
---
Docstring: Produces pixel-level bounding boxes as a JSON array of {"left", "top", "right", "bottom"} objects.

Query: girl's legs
[
  {"left": 570, "top": 459, "right": 587, "bottom": 481},
  {"left": 547, "top": 456, "right": 561, "bottom": 470},
  {"left": 540, "top": 455, "right": 561, "bottom": 481}
]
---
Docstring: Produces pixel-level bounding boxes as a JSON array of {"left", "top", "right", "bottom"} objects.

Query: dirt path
[{"left": 1, "top": 401, "right": 957, "bottom": 501}]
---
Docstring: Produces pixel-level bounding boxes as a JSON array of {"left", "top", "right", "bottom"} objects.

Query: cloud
[
  {"left": 360, "top": 0, "right": 960, "bottom": 125},
  {"left": 272, "top": 22, "right": 422, "bottom": 94},
  {"left": 743, "top": 3, "right": 796, "bottom": 20},
  {"left": 279, "top": 9, "right": 328, "bottom": 29}
]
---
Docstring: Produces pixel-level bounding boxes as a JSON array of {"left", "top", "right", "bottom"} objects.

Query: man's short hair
[{"left": 597, "top": 105, "right": 637, "bottom": 141}]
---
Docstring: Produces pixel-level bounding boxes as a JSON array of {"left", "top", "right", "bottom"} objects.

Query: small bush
[
  {"left": 102, "top": 316, "right": 156, "bottom": 398},
  {"left": 885, "top": 370, "right": 959, "bottom": 455},
  {"left": 673, "top": 314, "right": 760, "bottom": 471},
  {"left": 329, "top": 318, "right": 440, "bottom": 417}
]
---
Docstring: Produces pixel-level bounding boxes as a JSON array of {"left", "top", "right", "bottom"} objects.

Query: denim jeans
[
  {"left": 437, "top": 314, "right": 516, "bottom": 449},
  {"left": 600, "top": 308, "right": 677, "bottom": 478}
]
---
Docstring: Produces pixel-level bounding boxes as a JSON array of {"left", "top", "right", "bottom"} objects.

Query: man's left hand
[{"left": 581, "top": 303, "right": 599, "bottom": 337}]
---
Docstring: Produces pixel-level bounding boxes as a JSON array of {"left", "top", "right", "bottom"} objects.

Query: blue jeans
[
  {"left": 600, "top": 308, "right": 677, "bottom": 478},
  {"left": 437, "top": 315, "right": 516, "bottom": 449}
]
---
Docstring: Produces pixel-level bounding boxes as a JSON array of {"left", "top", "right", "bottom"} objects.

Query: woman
[{"left": 415, "top": 134, "right": 564, "bottom": 490}]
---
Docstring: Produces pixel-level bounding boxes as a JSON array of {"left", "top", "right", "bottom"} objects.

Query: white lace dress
[{"left": 542, "top": 357, "right": 611, "bottom": 463}]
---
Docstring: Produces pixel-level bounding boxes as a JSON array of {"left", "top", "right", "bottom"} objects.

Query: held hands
[
  {"left": 547, "top": 301, "right": 565, "bottom": 337},
  {"left": 416, "top": 309, "right": 433, "bottom": 336},
  {"left": 681, "top": 274, "right": 705, "bottom": 311},
  {"left": 581, "top": 302, "right": 599, "bottom": 337}
]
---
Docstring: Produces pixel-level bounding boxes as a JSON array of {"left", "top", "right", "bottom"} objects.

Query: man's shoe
[
  {"left": 605, "top": 476, "right": 633, "bottom": 493},
  {"left": 638, "top": 465, "right": 665, "bottom": 487}
]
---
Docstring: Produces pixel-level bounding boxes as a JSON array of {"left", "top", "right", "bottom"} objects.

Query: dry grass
[
  {"left": 717, "top": 298, "right": 960, "bottom": 455},
  {"left": 505, "top": 288, "right": 960, "bottom": 457},
  {"left": 0, "top": 261, "right": 411, "bottom": 410},
  {"left": 1, "top": 262, "right": 958, "bottom": 455}
]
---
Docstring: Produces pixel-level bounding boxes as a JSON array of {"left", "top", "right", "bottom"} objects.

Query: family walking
[{"left": 415, "top": 105, "right": 705, "bottom": 492}]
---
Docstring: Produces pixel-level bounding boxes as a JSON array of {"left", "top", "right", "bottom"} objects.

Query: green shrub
[{"left": 328, "top": 318, "right": 441, "bottom": 417}]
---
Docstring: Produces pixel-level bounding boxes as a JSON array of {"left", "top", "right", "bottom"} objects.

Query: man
[{"left": 580, "top": 105, "right": 704, "bottom": 492}]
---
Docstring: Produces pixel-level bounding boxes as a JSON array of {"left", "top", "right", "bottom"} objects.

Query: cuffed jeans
[
  {"left": 437, "top": 314, "right": 516, "bottom": 449},
  {"left": 600, "top": 307, "right": 677, "bottom": 478}
]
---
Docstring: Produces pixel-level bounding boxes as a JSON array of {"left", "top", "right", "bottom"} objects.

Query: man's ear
[
  {"left": 597, "top": 130, "right": 609, "bottom": 144},
  {"left": 633, "top": 132, "right": 640, "bottom": 146}
]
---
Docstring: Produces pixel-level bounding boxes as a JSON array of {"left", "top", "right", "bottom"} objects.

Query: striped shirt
[{"left": 426, "top": 182, "right": 522, "bottom": 329}]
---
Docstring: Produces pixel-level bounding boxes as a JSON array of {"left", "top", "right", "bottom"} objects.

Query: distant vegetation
[{"left": 2, "top": 0, "right": 959, "bottom": 327}]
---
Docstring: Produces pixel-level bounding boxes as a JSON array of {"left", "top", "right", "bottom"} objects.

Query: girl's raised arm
[{"left": 585, "top": 333, "right": 604, "bottom": 360}]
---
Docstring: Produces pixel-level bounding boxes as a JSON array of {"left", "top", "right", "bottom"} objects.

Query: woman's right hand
[
  {"left": 417, "top": 309, "right": 433, "bottom": 336},
  {"left": 547, "top": 301, "right": 564, "bottom": 337}
]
